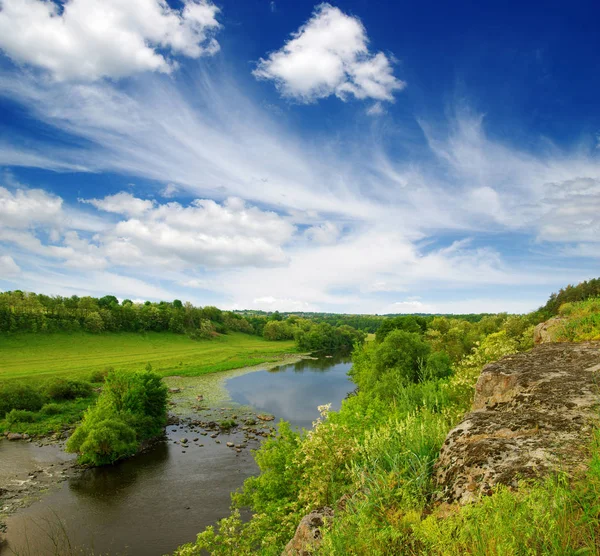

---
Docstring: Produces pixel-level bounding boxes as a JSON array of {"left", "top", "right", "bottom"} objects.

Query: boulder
[
  {"left": 533, "top": 317, "right": 565, "bottom": 344},
  {"left": 257, "top": 414, "right": 275, "bottom": 421},
  {"left": 282, "top": 507, "right": 334, "bottom": 556},
  {"left": 434, "top": 343, "right": 600, "bottom": 505},
  {"left": 7, "top": 433, "right": 28, "bottom": 441}
]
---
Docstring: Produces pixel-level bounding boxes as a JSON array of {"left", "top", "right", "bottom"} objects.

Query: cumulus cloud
[
  {"left": 253, "top": 3, "right": 405, "bottom": 103},
  {"left": 80, "top": 191, "right": 155, "bottom": 217},
  {"left": 0, "top": 186, "right": 63, "bottom": 228},
  {"left": 106, "top": 196, "right": 295, "bottom": 268},
  {"left": 0, "top": 0, "right": 221, "bottom": 81},
  {"left": 1, "top": 187, "right": 296, "bottom": 272}
]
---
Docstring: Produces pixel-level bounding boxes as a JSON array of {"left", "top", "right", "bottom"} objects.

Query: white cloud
[
  {"left": 0, "top": 0, "right": 221, "bottom": 81},
  {"left": 537, "top": 178, "right": 600, "bottom": 243},
  {"left": 253, "top": 3, "right": 405, "bottom": 103},
  {"left": 366, "top": 102, "right": 385, "bottom": 116},
  {"left": 304, "top": 221, "right": 341, "bottom": 244},
  {"left": 384, "top": 298, "right": 538, "bottom": 315},
  {"left": 0, "top": 186, "right": 63, "bottom": 228},
  {"left": 80, "top": 191, "right": 155, "bottom": 217},
  {"left": 250, "top": 296, "right": 316, "bottom": 312},
  {"left": 0, "top": 254, "right": 21, "bottom": 277},
  {"left": 161, "top": 183, "right": 179, "bottom": 198},
  {"left": 106, "top": 197, "right": 295, "bottom": 268},
  {"left": 1, "top": 187, "right": 296, "bottom": 272}
]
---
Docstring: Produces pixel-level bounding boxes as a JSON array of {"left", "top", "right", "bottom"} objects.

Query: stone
[
  {"left": 282, "top": 507, "right": 334, "bottom": 556},
  {"left": 168, "top": 387, "right": 182, "bottom": 393},
  {"left": 257, "top": 414, "right": 275, "bottom": 422},
  {"left": 434, "top": 342, "right": 600, "bottom": 505},
  {"left": 533, "top": 317, "right": 565, "bottom": 344},
  {"left": 7, "top": 433, "right": 25, "bottom": 441},
  {"left": 226, "top": 442, "right": 234, "bottom": 447}
]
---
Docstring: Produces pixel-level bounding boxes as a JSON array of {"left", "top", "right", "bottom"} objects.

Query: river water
[{"left": 1, "top": 354, "right": 352, "bottom": 555}]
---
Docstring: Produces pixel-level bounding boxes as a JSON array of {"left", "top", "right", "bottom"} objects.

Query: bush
[
  {"left": 66, "top": 369, "right": 168, "bottom": 465},
  {"left": 40, "top": 403, "right": 63, "bottom": 416},
  {"left": 68, "top": 413, "right": 138, "bottom": 466},
  {"left": 5, "top": 408, "right": 39, "bottom": 425},
  {"left": 0, "top": 382, "right": 45, "bottom": 418},
  {"left": 43, "top": 378, "right": 94, "bottom": 401},
  {"left": 90, "top": 368, "right": 111, "bottom": 383}
]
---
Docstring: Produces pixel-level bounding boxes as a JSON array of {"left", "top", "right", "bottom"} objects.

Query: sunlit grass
[{"left": 0, "top": 332, "right": 297, "bottom": 382}]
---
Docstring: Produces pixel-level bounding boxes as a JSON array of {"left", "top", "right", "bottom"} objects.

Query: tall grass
[{"left": 556, "top": 298, "right": 600, "bottom": 342}]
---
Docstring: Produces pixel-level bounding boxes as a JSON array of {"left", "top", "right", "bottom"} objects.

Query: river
[{"left": 0, "top": 354, "right": 352, "bottom": 555}]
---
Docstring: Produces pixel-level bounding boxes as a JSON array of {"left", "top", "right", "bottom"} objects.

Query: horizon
[{"left": 0, "top": 0, "right": 599, "bottom": 314}]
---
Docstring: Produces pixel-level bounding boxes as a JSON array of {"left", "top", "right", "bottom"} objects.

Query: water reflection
[
  {"left": 2, "top": 354, "right": 355, "bottom": 556},
  {"left": 227, "top": 352, "right": 353, "bottom": 430}
]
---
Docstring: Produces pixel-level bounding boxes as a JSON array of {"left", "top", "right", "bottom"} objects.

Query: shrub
[
  {"left": 5, "top": 408, "right": 39, "bottom": 425},
  {"left": 40, "top": 403, "right": 63, "bottom": 416},
  {"left": 66, "top": 369, "right": 168, "bottom": 465},
  {"left": 0, "top": 382, "right": 45, "bottom": 418},
  {"left": 90, "top": 368, "right": 111, "bottom": 383},
  {"left": 68, "top": 413, "right": 138, "bottom": 466},
  {"left": 43, "top": 378, "right": 94, "bottom": 401}
]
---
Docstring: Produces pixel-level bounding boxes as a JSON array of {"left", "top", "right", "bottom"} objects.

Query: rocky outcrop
[
  {"left": 434, "top": 342, "right": 600, "bottom": 505},
  {"left": 533, "top": 317, "right": 565, "bottom": 344},
  {"left": 282, "top": 507, "right": 334, "bottom": 556}
]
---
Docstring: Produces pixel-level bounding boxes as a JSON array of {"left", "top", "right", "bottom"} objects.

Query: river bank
[{"left": 1, "top": 352, "right": 351, "bottom": 555}]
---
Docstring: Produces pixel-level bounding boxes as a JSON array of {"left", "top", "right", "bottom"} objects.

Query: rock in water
[
  {"left": 257, "top": 414, "right": 275, "bottom": 421},
  {"left": 434, "top": 342, "right": 600, "bottom": 505},
  {"left": 282, "top": 507, "right": 334, "bottom": 556}
]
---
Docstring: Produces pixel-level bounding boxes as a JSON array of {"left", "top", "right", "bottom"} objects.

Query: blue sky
[{"left": 0, "top": 0, "right": 599, "bottom": 314}]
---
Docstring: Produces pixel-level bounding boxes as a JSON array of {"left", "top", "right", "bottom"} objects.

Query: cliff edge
[{"left": 434, "top": 342, "right": 600, "bottom": 505}]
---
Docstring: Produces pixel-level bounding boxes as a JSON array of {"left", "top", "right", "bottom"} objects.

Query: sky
[{"left": 0, "top": 0, "right": 599, "bottom": 315}]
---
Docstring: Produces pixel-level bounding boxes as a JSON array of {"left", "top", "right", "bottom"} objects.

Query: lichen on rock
[
  {"left": 434, "top": 342, "right": 600, "bottom": 505},
  {"left": 282, "top": 507, "right": 334, "bottom": 556}
]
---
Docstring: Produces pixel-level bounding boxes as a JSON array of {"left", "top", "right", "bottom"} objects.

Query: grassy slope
[{"left": 0, "top": 332, "right": 297, "bottom": 383}]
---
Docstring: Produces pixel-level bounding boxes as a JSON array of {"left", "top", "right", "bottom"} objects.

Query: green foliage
[
  {"left": 68, "top": 414, "right": 138, "bottom": 466},
  {"left": 375, "top": 315, "right": 427, "bottom": 343},
  {"left": 43, "top": 378, "right": 94, "bottom": 400},
  {"left": 90, "top": 368, "right": 110, "bottom": 383},
  {"left": 414, "top": 433, "right": 600, "bottom": 554},
  {"left": 0, "top": 290, "right": 254, "bottom": 337},
  {"left": 6, "top": 408, "right": 39, "bottom": 425},
  {"left": 176, "top": 305, "right": 539, "bottom": 555},
  {"left": 1, "top": 396, "right": 96, "bottom": 436},
  {"left": 40, "top": 403, "right": 63, "bottom": 416},
  {"left": 263, "top": 320, "right": 295, "bottom": 340},
  {"left": 537, "top": 277, "right": 600, "bottom": 318},
  {"left": 0, "top": 381, "right": 45, "bottom": 418},
  {"left": 66, "top": 369, "right": 167, "bottom": 466},
  {"left": 350, "top": 330, "right": 433, "bottom": 398},
  {"left": 295, "top": 323, "right": 366, "bottom": 352},
  {"left": 554, "top": 297, "right": 600, "bottom": 342}
]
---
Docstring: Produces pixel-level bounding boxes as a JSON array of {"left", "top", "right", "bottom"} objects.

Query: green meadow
[{"left": 0, "top": 332, "right": 297, "bottom": 383}]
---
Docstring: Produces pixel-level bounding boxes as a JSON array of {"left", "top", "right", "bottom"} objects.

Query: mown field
[{"left": 0, "top": 332, "right": 297, "bottom": 383}]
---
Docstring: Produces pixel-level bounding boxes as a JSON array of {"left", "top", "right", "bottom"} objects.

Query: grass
[
  {"left": 556, "top": 297, "right": 600, "bottom": 342},
  {"left": 0, "top": 396, "right": 96, "bottom": 436},
  {"left": 0, "top": 332, "right": 297, "bottom": 383}
]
